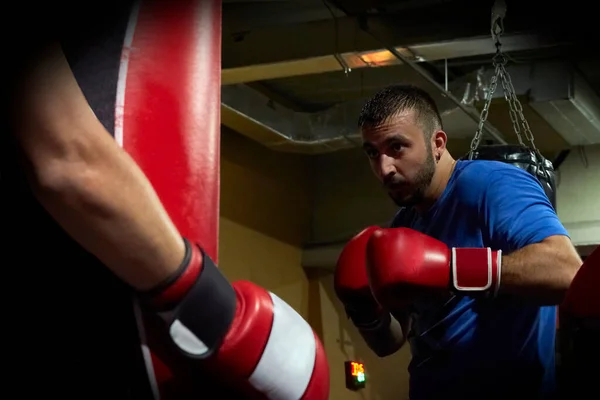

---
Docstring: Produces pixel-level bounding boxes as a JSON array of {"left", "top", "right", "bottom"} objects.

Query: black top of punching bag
[{"left": 2, "top": 2, "right": 152, "bottom": 398}]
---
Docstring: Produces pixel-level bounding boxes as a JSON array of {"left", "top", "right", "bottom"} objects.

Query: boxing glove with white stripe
[
  {"left": 366, "top": 227, "right": 502, "bottom": 309},
  {"left": 140, "top": 238, "right": 330, "bottom": 400}
]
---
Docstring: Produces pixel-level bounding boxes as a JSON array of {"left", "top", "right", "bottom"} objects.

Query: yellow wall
[
  {"left": 317, "top": 271, "right": 412, "bottom": 400},
  {"left": 311, "top": 148, "right": 398, "bottom": 243},
  {"left": 556, "top": 144, "right": 600, "bottom": 246},
  {"left": 217, "top": 126, "right": 411, "bottom": 399},
  {"left": 218, "top": 126, "right": 312, "bottom": 315}
]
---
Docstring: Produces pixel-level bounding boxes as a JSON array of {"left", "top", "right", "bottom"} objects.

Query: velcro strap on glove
[
  {"left": 451, "top": 247, "right": 502, "bottom": 297},
  {"left": 139, "top": 238, "right": 237, "bottom": 359}
]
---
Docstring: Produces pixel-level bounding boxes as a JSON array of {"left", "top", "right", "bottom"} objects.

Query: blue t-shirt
[{"left": 390, "top": 159, "right": 569, "bottom": 400}]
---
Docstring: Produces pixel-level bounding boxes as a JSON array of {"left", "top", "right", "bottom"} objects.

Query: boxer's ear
[
  {"left": 432, "top": 130, "right": 447, "bottom": 151},
  {"left": 432, "top": 130, "right": 447, "bottom": 162}
]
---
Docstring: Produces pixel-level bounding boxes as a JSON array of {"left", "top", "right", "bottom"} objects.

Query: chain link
[
  {"left": 469, "top": 65, "right": 500, "bottom": 152},
  {"left": 470, "top": 4, "right": 538, "bottom": 154},
  {"left": 497, "top": 62, "right": 538, "bottom": 151},
  {"left": 496, "top": 54, "right": 525, "bottom": 147}
]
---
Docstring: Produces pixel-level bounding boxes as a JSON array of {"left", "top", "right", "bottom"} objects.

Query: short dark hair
[{"left": 357, "top": 84, "right": 443, "bottom": 136}]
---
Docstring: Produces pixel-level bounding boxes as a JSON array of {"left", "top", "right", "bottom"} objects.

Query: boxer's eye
[{"left": 390, "top": 142, "right": 403, "bottom": 153}]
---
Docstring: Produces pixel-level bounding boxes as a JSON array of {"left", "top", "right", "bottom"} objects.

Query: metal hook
[{"left": 491, "top": 0, "right": 507, "bottom": 44}]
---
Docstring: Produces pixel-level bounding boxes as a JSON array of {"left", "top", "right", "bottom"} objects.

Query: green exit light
[
  {"left": 345, "top": 361, "right": 366, "bottom": 391},
  {"left": 356, "top": 372, "right": 365, "bottom": 383}
]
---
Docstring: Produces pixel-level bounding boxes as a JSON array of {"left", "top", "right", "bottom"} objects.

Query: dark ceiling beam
[
  {"left": 222, "top": 1, "right": 345, "bottom": 34},
  {"left": 222, "top": 0, "right": 566, "bottom": 69}
]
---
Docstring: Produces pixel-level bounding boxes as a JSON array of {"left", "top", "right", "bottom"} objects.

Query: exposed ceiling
[{"left": 220, "top": 0, "right": 600, "bottom": 159}]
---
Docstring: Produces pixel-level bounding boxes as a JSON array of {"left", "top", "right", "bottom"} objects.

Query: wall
[
  {"left": 310, "top": 148, "right": 396, "bottom": 244},
  {"left": 217, "top": 126, "right": 413, "bottom": 399},
  {"left": 316, "top": 270, "right": 413, "bottom": 400},
  {"left": 556, "top": 144, "right": 600, "bottom": 246},
  {"left": 218, "top": 126, "right": 313, "bottom": 312}
]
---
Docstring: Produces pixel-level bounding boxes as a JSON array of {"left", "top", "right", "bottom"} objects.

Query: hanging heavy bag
[
  {"left": 462, "top": 30, "right": 558, "bottom": 210},
  {"left": 463, "top": 144, "right": 557, "bottom": 210},
  {"left": 459, "top": 2, "right": 557, "bottom": 210}
]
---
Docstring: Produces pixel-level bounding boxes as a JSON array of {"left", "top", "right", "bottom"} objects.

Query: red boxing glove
[
  {"left": 334, "top": 226, "right": 386, "bottom": 328},
  {"left": 366, "top": 228, "right": 502, "bottom": 308},
  {"left": 561, "top": 244, "right": 600, "bottom": 321},
  {"left": 140, "top": 238, "right": 330, "bottom": 399}
]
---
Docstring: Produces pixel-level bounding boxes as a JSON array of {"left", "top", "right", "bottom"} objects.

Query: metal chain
[
  {"left": 496, "top": 54, "right": 526, "bottom": 147},
  {"left": 497, "top": 61, "right": 538, "bottom": 151},
  {"left": 471, "top": 0, "right": 539, "bottom": 153},
  {"left": 469, "top": 64, "right": 501, "bottom": 152}
]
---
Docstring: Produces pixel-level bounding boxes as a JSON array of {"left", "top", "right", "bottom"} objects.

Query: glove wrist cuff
[
  {"left": 355, "top": 311, "right": 391, "bottom": 332},
  {"left": 138, "top": 237, "right": 201, "bottom": 310},
  {"left": 140, "top": 240, "right": 237, "bottom": 359},
  {"left": 451, "top": 247, "right": 502, "bottom": 297},
  {"left": 346, "top": 305, "right": 386, "bottom": 329}
]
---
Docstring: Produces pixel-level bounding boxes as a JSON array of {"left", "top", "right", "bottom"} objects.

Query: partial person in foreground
[
  {"left": 7, "top": 38, "right": 329, "bottom": 399},
  {"left": 334, "top": 84, "right": 583, "bottom": 399}
]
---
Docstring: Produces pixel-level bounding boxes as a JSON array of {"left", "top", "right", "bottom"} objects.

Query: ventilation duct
[
  {"left": 221, "top": 84, "right": 363, "bottom": 154},
  {"left": 221, "top": 66, "right": 504, "bottom": 154},
  {"left": 454, "top": 61, "right": 600, "bottom": 147}
]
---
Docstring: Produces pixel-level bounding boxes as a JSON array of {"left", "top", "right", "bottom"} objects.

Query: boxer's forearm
[
  {"left": 358, "top": 313, "right": 406, "bottom": 357},
  {"left": 499, "top": 235, "right": 581, "bottom": 304},
  {"left": 12, "top": 42, "right": 185, "bottom": 291},
  {"left": 30, "top": 141, "right": 186, "bottom": 291}
]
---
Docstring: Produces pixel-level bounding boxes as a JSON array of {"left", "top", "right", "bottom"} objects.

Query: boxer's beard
[{"left": 387, "top": 145, "right": 436, "bottom": 208}]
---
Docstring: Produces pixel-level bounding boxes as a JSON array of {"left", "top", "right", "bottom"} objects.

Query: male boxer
[
  {"left": 334, "top": 84, "right": 582, "bottom": 399},
  {"left": 6, "top": 32, "right": 328, "bottom": 400}
]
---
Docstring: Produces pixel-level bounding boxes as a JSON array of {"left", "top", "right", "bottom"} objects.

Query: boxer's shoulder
[
  {"left": 451, "top": 159, "right": 530, "bottom": 196},
  {"left": 456, "top": 159, "right": 533, "bottom": 180},
  {"left": 454, "top": 159, "right": 515, "bottom": 180}
]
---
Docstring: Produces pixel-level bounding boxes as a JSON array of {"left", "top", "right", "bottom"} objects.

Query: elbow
[
  {"left": 536, "top": 238, "right": 583, "bottom": 303},
  {"left": 557, "top": 244, "right": 583, "bottom": 293},
  {"left": 544, "top": 258, "right": 582, "bottom": 305},
  {"left": 564, "top": 263, "right": 580, "bottom": 288},
  {"left": 558, "top": 259, "right": 582, "bottom": 297}
]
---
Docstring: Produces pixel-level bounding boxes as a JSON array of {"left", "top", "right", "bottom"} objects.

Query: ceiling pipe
[
  {"left": 358, "top": 17, "right": 507, "bottom": 145},
  {"left": 221, "top": 33, "right": 561, "bottom": 85}
]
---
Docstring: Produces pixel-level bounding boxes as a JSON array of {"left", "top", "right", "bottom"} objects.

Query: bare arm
[
  {"left": 499, "top": 235, "right": 581, "bottom": 304},
  {"left": 11, "top": 42, "right": 185, "bottom": 290},
  {"left": 478, "top": 168, "right": 582, "bottom": 305}
]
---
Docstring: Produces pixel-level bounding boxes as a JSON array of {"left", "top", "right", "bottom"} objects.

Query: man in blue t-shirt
[{"left": 333, "top": 84, "right": 582, "bottom": 399}]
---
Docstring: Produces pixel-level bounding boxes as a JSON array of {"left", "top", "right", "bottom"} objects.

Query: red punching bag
[{"left": 115, "top": 1, "right": 225, "bottom": 398}]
